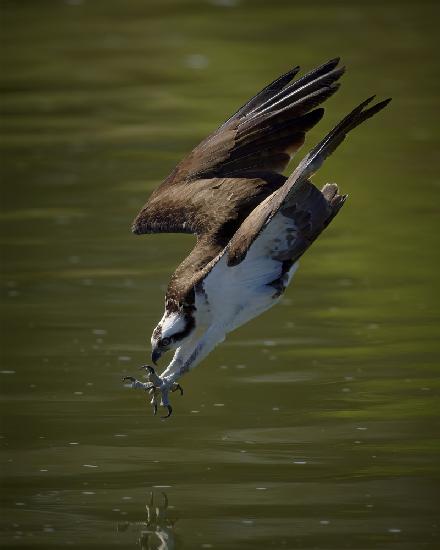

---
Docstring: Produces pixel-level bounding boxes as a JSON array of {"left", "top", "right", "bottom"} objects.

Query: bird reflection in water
[{"left": 117, "top": 492, "right": 176, "bottom": 550}]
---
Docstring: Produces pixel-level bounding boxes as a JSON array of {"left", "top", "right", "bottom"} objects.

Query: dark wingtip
[
  {"left": 371, "top": 97, "right": 392, "bottom": 111},
  {"left": 377, "top": 97, "right": 392, "bottom": 108},
  {"left": 359, "top": 96, "right": 392, "bottom": 119},
  {"left": 309, "top": 107, "right": 325, "bottom": 124},
  {"left": 324, "top": 57, "right": 341, "bottom": 70},
  {"left": 360, "top": 95, "right": 376, "bottom": 108},
  {"left": 283, "top": 65, "right": 301, "bottom": 84},
  {"left": 329, "top": 82, "right": 341, "bottom": 92},
  {"left": 328, "top": 56, "right": 341, "bottom": 65}
]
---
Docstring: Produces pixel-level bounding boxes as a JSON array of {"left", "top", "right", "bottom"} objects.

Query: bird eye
[{"left": 161, "top": 337, "right": 171, "bottom": 347}]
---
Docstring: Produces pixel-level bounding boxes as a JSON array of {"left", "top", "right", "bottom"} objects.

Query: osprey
[{"left": 123, "top": 58, "right": 390, "bottom": 417}]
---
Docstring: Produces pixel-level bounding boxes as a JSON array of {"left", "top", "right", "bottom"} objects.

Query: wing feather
[
  {"left": 162, "top": 96, "right": 391, "bottom": 309},
  {"left": 225, "top": 97, "right": 391, "bottom": 267},
  {"left": 132, "top": 59, "right": 344, "bottom": 236}
]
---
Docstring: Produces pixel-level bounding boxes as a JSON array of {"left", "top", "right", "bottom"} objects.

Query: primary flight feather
[{"left": 123, "top": 58, "right": 391, "bottom": 417}]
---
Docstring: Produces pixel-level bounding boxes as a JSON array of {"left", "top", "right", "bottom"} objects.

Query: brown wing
[
  {"left": 225, "top": 96, "right": 392, "bottom": 267},
  {"left": 132, "top": 58, "right": 344, "bottom": 236},
  {"left": 166, "top": 96, "right": 390, "bottom": 310}
]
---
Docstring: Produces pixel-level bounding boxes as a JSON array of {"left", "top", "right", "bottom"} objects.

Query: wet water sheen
[{"left": 1, "top": 1, "right": 439, "bottom": 548}]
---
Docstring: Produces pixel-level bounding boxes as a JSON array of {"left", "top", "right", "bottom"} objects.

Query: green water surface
[{"left": 0, "top": 1, "right": 439, "bottom": 548}]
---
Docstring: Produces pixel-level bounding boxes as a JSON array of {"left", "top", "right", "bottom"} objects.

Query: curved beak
[{"left": 151, "top": 346, "right": 162, "bottom": 366}]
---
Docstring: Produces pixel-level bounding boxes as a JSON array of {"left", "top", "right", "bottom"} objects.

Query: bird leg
[{"left": 122, "top": 365, "right": 183, "bottom": 419}]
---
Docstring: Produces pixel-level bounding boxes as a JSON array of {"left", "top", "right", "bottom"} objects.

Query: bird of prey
[{"left": 123, "top": 58, "right": 390, "bottom": 417}]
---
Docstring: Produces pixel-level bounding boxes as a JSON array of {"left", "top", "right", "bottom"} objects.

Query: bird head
[{"left": 150, "top": 307, "right": 195, "bottom": 365}]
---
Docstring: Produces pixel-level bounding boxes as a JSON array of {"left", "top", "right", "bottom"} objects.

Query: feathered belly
[
  {"left": 198, "top": 237, "right": 299, "bottom": 335},
  {"left": 227, "top": 259, "right": 299, "bottom": 332}
]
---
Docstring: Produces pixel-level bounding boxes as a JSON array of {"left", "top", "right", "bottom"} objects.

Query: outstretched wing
[
  {"left": 193, "top": 97, "right": 391, "bottom": 318},
  {"left": 225, "top": 96, "right": 392, "bottom": 267},
  {"left": 177, "top": 57, "right": 344, "bottom": 179},
  {"left": 132, "top": 58, "right": 344, "bottom": 236}
]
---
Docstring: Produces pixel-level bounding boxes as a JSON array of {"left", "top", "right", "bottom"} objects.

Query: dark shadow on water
[{"left": 117, "top": 492, "right": 176, "bottom": 550}]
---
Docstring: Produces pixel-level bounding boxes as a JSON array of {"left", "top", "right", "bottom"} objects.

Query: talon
[
  {"left": 140, "top": 364, "right": 163, "bottom": 387},
  {"left": 171, "top": 383, "right": 184, "bottom": 396},
  {"left": 125, "top": 367, "right": 181, "bottom": 418},
  {"left": 149, "top": 389, "right": 158, "bottom": 415},
  {"left": 138, "top": 364, "right": 155, "bottom": 375},
  {"left": 139, "top": 364, "right": 154, "bottom": 373},
  {"left": 161, "top": 405, "right": 173, "bottom": 419}
]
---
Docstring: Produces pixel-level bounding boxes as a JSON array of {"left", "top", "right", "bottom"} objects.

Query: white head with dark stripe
[{"left": 150, "top": 302, "right": 196, "bottom": 365}]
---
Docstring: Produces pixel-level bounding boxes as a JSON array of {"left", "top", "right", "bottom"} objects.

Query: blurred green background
[{"left": 0, "top": 0, "right": 439, "bottom": 548}]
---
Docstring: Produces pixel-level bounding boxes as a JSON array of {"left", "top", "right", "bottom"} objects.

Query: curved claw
[
  {"left": 139, "top": 364, "right": 157, "bottom": 378},
  {"left": 139, "top": 364, "right": 163, "bottom": 387},
  {"left": 125, "top": 367, "right": 182, "bottom": 418},
  {"left": 149, "top": 389, "right": 158, "bottom": 416},
  {"left": 139, "top": 364, "right": 155, "bottom": 374},
  {"left": 161, "top": 405, "right": 173, "bottom": 419},
  {"left": 171, "top": 383, "right": 184, "bottom": 396}
]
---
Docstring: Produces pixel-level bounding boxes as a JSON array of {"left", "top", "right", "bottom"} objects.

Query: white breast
[{"left": 198, "top": 211, "right": 299, "bottom": 334}]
